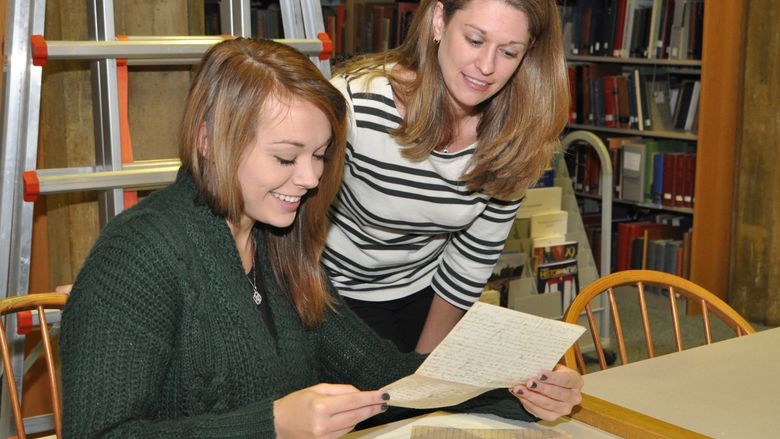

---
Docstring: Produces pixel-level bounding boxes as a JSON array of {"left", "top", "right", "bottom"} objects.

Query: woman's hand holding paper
[{"left": 509, "top": 364, "right": 583, "bottom": 421}]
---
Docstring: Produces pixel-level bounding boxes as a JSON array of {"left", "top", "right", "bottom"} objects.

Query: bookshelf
[
  {"left": 204, "top": 1, "right": 420, "bottom": 63},
  {"left": 560, "top": 0, "right": 740, "bottom": 300}
]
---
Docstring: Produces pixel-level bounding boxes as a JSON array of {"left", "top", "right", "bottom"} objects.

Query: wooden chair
[
  {"left": 0, "top": 293, "right": 68, "bottom": 439},
  {"left": 562, "top": 270, "right": 755, "bottom": 374}
]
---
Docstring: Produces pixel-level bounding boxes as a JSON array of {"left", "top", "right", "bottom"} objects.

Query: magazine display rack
[
  {"left": 559, "top": 131, "right": 613, "bottom": 356},
  {"left": 506, "top": 131, "right": 612, "bottom": 358}
]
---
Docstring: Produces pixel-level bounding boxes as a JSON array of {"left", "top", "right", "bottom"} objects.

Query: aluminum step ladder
[{"left": 0, "top": 0, "right": 330, "bottom": 435}]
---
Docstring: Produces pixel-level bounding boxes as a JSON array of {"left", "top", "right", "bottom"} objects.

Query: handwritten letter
[{"left": 384, "top": 302, "right": 585, "bottom": 409}]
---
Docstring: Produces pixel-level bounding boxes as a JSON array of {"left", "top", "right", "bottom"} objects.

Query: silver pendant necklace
[
  {"left": 247, "top": 234, "right": 262, "bottom": 306},
  {"left": 248, "top": 264, "right": 262, "bottom": 306}
]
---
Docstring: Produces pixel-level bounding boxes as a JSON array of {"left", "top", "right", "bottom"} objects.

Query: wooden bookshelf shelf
[
  {"left": 566, "top": 125, "right": 697, "bottom": 142},
  {"left": 567, "top": 54, "right": 702, "bottom": 68},
  {"left": 575, "top": 192, "right": 694, "bottom": 215}
]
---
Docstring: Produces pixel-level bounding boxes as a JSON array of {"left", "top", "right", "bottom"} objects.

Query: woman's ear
[
  {"left": 197, "top": 122, "right": 209, "bottom": 157},
  {"left": 431, "top": 1, "right": 445, "bottom": 42}
]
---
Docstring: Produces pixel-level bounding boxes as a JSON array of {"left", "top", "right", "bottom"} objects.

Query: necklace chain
[
  {"left": 247, "top": 234, "right": 262, "bottom": 306},
  {"left": 248, "top": 265, "right": 262, "bottom": 306}
]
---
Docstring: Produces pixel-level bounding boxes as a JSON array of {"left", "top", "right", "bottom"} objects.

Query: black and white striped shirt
[{"left": 323, "top": 72, "right": 522, "bottom": 309}]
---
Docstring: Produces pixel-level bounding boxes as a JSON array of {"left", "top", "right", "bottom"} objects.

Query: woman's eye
[
  {"left": 467, "top": 37, "right": 482, "bottom": 46},
  {"left": 501, "top": 49, "right": 519, "bottom": 59},
  {"left": 276, "top": 157, "right": 295, "bottom": 166},
  {"left": 313, "top": 154, "right": 327, "bottom": 162}
]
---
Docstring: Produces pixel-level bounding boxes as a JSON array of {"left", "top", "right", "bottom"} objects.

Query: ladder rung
[
  {"left": 31, "top": 34, "right": 331, "bottom": 66},
  {"left": 122, "top": 36, "right": 228, "bottom": 65},
  {"left": 23, "top": 160, "right": 181, "bottom": 201},
  {"left": 16, "top": 309, "right": 62, "bottom": 335}
]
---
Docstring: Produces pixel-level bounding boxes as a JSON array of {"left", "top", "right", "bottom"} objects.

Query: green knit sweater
[{"left": 60, "top": 170, "right": 534, "bottom": 438}]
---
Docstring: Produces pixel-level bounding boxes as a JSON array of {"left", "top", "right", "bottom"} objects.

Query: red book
[
  {"left": 585, "top": 148, "right": 601, "bottom": 194},
  {"left": 617, "top": 222, "right": 679, "bottom": 271},
  {"left": 581, "top": 64, "right": 592, "bottom": 124},
  {"left": 612, "top": 0, "right": 628, "bottom": 57},
  {"left": 335, "top": 4, "right": 346, "bottom": 56},
  {"left": 602, "top": 75, "right": 620, "bottom": 128},
  {"left": 396, "top": 2, "right": 419, "bottom": 46},
  {"left": 658, "top": 0, "right": 675, "bottom": 58},
  {"left": 689, "top": 154, "right": 697, "bottom": 207},
  {"left": 326, "top": 15, "right": 337, "bottom": 54},
  {"left": 372, "top": 5, "right": 395, "bottom": 52},
  {"left": 567, "top": 66, "right": 577, "bottom": 123},
  {"left": 616, "top": 223, "right": 642, "bottom": 272},
  {"left": 579, "top": 7, "right": 592, "bottom": 55},
  {"left": 673, "top": 151, "right": 686, "bottom": 206},
  {"left": 662, "top": 152, "right": 678, "bottom": 206},
  {"left": 683, "top": 153, "right": 696, "bottom": 208}
]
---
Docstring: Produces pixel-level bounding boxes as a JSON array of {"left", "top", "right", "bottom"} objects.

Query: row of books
[
  {"left": 322, "top": 1, "right": 419, "bottom": 59},
  {"left": 567, "top": 64, "right": 701, "bottom": 133},
  {"left": 559, "top": 0, "right": 704, "bottom": 60},
  {"left": 204, "top": 2, "right": 286, "bottom": 39},
  {"left": 565, "top": 137, "right": 696, "bottom": 208},
  {"left": 254, "top": 4, "right": 284, "bottom": 39},
  {"left": 578, "top": 209, "right": 691, "bottom": 274},
  {"left": 203, "top": 1, "right": 420, "bottom": 57},
  {"left": 616, "top": 219, "right": 692, "bottom": 276}
]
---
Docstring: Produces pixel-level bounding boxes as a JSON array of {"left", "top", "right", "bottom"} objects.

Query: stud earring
[{"left": 433, "top": 39, "right": 440, "bottom": 45}]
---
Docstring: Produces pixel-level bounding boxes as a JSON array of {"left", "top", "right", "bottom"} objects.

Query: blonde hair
[
  {"left": 336, "top": 0, "right": 567, "bottom": 199},
  {"left": 180, "top": 38, "right": 347, "bottom": 327}
]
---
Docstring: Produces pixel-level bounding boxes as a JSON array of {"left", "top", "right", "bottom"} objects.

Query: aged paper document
[
  {"left": 410, "top": 426, "right": 571, "bottom": 439},
  {"left": 383, "top": 302, "right": 585, "bottom": 409}
]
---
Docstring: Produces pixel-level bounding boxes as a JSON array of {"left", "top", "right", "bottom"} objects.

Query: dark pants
[{"left": 342, "top": 286, "right": 435, "bottom": 353}]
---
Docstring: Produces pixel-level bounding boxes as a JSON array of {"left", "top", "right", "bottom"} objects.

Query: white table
[{"left": 582, "top": 327, "right": 780, "bottom": 438}]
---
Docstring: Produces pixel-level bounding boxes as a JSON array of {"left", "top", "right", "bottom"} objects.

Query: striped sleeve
[{"left": 432, "top": 196, "right": 523, "bottom": 309}]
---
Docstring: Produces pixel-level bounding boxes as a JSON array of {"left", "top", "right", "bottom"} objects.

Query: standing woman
[{"left": 324, "top": 0, "right": 568, "bottom": 353}]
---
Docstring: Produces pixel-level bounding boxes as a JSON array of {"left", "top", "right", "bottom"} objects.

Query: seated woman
[{"left": 59, "top": 38, "right": 582, "bottom": 437}]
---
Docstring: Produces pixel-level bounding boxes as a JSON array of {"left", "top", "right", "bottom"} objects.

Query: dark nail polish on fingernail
[
  {"left": 380, "top": 403, "right": 389, "bottom": 412},
  {"left": 530, "top": 381, "right": 538, "bottom": 389},
  {"left": 540, "top": 374, "right": 548, "bottom": 381},
  {"left": 381, "top": 392, "right": 390, "bottom": 401}
]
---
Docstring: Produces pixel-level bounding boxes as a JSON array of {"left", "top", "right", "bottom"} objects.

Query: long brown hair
[
  {"left": 180, "top": 38, "right": 347, "bottom": 328},
  {"left": 336, "top": 0, "right": 567, "bottom": 199}
]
